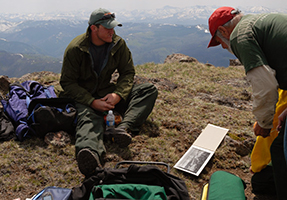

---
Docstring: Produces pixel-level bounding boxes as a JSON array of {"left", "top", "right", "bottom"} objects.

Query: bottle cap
[{"left": 108, "top": 110, "right": 113, "bottom": 115}]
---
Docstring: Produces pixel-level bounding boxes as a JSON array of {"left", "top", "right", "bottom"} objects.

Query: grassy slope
[{"left": 1, "top": 62, "right": 259, "bottom": 199}]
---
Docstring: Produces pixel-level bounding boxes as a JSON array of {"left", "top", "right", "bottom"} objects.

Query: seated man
[{"left": 59, "top": 8, "right": 158, "bottom": 177}]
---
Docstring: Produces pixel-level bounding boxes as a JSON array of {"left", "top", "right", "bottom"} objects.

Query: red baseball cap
[{"left": 207, "top": 7, "right": 237, "bottom": 48}]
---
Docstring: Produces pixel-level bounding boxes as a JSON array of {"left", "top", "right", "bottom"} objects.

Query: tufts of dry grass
[{"left": 0, "top": 62, "right": 261, "bottom": 200}]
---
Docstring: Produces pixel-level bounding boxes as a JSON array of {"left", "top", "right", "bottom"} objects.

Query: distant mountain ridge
[
  {"left": 0, "top": 5, "right": 287, "bottom": 27},
  {"left": 0, "top": 5, "right": 285, "bottom": 77},
  {"left": 0, "top": 5, "right": 284, "bottom": 26}
]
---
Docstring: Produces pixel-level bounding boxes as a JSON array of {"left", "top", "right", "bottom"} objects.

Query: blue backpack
[{"left": 0, "top": 80, "right": 56, "bottom": 141}]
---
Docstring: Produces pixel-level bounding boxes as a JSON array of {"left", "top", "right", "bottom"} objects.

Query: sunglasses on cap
[
  {"left": 231, "top": 8, "right": 241, "bottom": 15},
  {"left": 94, "top": 13, "right": 115, "bottom": 24}
]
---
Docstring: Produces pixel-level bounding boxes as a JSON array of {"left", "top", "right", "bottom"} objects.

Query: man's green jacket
[{"left": 59, "top": 29, "right": 135, "bottom": 106}]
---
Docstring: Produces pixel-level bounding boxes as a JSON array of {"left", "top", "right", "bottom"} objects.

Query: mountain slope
[
  {"left": 0, "top": 21, "right": 235, "bottom": 77},
  {"left": 0, "top": 51, "right": 62, "bottom": 77},
  {"left": 0, "top": 38, "right": 46, "bottom": 55}
]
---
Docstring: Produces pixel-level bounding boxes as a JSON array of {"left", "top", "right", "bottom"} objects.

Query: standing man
[
  {"left": 60, "top": 8, "right": 158, "bottom": 177},
  {"left": 207, "top": 6, "right": 287, "bottom": 199}
]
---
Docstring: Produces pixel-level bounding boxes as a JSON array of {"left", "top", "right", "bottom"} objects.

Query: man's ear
[
  {"left": 90, "top": 25, "right": 98, "bottom": 31},
  {"left": 218, "top": 26, "right": 229, "bottom": 39}
]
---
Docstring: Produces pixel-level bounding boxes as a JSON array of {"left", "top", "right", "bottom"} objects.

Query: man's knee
[{"left": 136, "top": 82, "right": 158, "bottom": 98}]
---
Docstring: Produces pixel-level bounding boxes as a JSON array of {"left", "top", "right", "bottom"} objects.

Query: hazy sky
[{"left": 0, "top": 0, "right": 286, "bottom": 14}]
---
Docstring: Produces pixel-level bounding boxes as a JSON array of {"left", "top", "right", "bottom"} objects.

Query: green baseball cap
[{"left": 88, "top": 8, "right": 122, "bottom": 29}]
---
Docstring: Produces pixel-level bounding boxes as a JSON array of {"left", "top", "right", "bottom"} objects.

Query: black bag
[
  {"left": 0, "top": 110, "right": 15, "bottom": 141},
  {"left": 71, "top": 161, "right": 190, "bottom": 200},
  {"left": 27, "top": 98, "right": 77, "bottom": 138}
]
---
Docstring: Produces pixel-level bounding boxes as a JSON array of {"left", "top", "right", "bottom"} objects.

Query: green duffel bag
[
  {"left": 89, "top": 184, "right": 167, "bottom": 200},
  {"left": 201, "top": 171, "right": 246, "bottom": 200}
]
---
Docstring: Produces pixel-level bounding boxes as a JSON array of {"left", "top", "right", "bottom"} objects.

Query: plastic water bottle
[{"left": 106, "top": 110, "right": 115, "bottom": 129}]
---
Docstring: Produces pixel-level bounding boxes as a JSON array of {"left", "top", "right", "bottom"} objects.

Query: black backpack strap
[{"left": 114, "top": 161, "right": 170, "bottom": 173}]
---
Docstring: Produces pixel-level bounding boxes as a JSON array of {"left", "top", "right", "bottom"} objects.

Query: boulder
[
  {"left": 164, "top": 53, "right": 198, "bottom": 64},
  {"left": 229, "top": 59, "right": 242, "bottom": 66}
]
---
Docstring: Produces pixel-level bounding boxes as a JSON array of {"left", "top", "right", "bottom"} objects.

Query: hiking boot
[
  {"left": 76, "top": 148, "right": 102, "bottom": 177},
  {"left": 44, "top": 131, "right": 71, "bottom": 147},
  {"left": 104, "top": 127, "right": 132, "bottom": 147}
]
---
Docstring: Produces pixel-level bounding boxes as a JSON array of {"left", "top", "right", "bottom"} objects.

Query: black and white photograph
[{"left": 174, "top": 145, "right": 213, "bottom": 176}]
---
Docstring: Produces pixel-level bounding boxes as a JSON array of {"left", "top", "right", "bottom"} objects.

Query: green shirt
[{"left": 230, "top": 13, "right": 287, "bottom": 90}]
